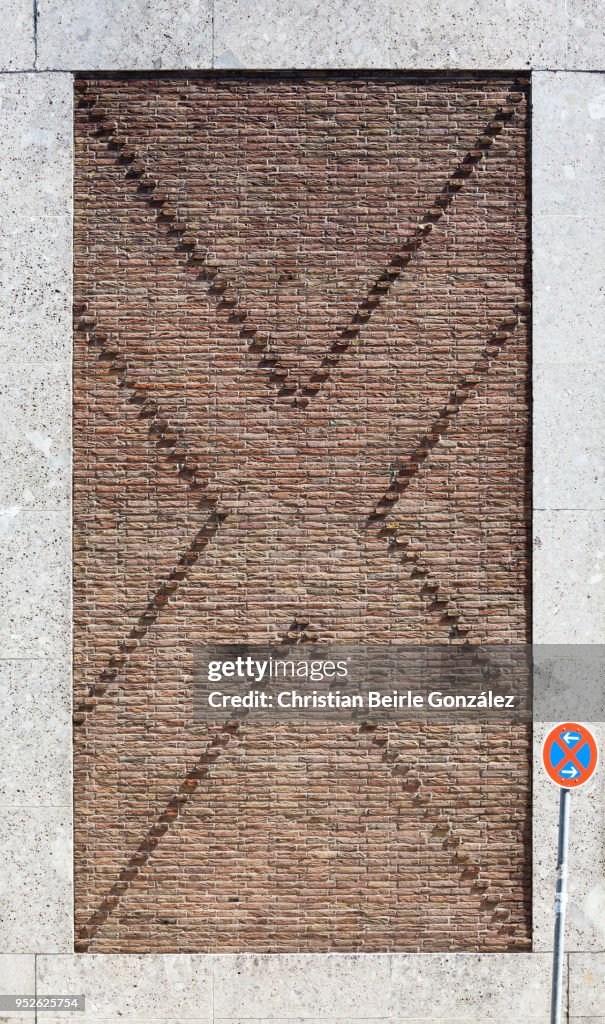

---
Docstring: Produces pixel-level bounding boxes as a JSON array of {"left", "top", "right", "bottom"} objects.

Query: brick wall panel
[{"left": 73, "top": 72, "right": 531, "bottom": 953}]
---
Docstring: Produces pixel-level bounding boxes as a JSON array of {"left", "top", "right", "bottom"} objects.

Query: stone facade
[{"left": 0, "top": 2, "right": 604, "bottom": 1021}]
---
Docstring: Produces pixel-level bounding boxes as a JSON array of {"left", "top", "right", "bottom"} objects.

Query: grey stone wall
[
  {"left": 532, "top": 71, "right": 605, "bottom": 957},
  {"left": 0, "top": 71, "right": 73, "bottom": 954},
  {"left": 0, "top": 1, "right": 604, "bottom": 1020},
  {"left": 0, "top": 1, "right": 603, "bottom": 73}
]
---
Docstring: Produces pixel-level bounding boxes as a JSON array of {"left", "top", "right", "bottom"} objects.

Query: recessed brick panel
[{"left": 73, "top": 72, "right": 531, "bottom": 953}]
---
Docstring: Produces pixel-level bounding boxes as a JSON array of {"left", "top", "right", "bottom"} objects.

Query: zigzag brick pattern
[{"left": 73, "top": 72, "right": 531, "bottom": 953}]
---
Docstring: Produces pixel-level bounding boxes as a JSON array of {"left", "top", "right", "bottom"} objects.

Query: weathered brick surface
[{"left": 73, "top": 73, "right": 531, "bottom": 953}]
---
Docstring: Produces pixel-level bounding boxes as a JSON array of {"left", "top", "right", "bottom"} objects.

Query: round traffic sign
[{"left": 542, "top": 722, "right": 599, "bottom": 789}]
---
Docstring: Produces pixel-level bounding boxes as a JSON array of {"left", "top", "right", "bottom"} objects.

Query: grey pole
[{"left": 550, "top": 786, "right": 571, "bottom": 1024}]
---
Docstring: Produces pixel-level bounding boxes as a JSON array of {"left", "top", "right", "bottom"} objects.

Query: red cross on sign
[{"left": 542, "top": 722, "right": 599, "bottom": 789}]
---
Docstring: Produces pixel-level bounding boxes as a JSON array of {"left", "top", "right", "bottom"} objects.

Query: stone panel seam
[{"left": 32, "top": 0, "right": 38, "bottom": 70}]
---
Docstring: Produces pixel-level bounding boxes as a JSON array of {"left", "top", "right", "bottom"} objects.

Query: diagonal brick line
[
  {"left": 75, "top": 293, "right": 529, "bottom": 927},
  {"left": 78, "top": 615, "right": 513, "bottom": 948},
  {"left": 76, "top": 616, "right": 309, "bottom": 947},
  {"left": 74, "top": 80, "right": 529, "bottom": 944},
  {"left": 366, "top": 306, "right": 528, "bottom": 517},
  {"left": 75, "top": 717, "right": 244, "bottom": 950},
  {"left": 288, "top": 81, "right": 528, "bottom": 407},
  {"left": 73, "top": 306, "right": 231, "bottom": 726},
  {"left": 74, "top": 291, "right": 529, "bottom": 927},
  {"left": 363, "top": 301, "right": 530, "bottom": 639},
  {"left": 75, "top": 78, "right": 526, "bottom": 410},
  {"left": 73, "top": 507, "right": 228, "bottom": 726},
  {"left": 75, "top": 79, "right": 296, "bottom": 402},
  {"left": 365, "top": 526, "right": 467, "bottom": 640},
  {"left": 75, "top": 305, "right": 220, "bottom": 504},
  {"left": 360, "top": 721, "right": 527, "bottom": 933}
]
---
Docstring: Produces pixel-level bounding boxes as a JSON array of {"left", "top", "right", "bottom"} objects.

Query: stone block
[
  {"left": 213, "top": 955, "right": 391, "bottom": 1018},
  {"left": 389, "top": 953, "right": 551, "bottom": 1017},
  {"left": 0, "top": 74, "right": 72, "bottom": 220},
  {"left": 0, "top": 808, "right": 72, "bottom": 953},
  {"left": 37, "top": 0, "right": 212, "bottom": 70},
  {"left": 567, "top": 0, "right": 605, "bottom": 70},
  {"left": 570, "top": 953, "right": 605, "bottom": 1015},
  {"left": 532, "top": 71, "right": 605, "bottom": 218},
  {"left": 0, "top": 0, "right": 34, "bottom": 70},
  {"left": 0, "top": 363, "right": 70, "bottom": 509},
  {"left": 214, "top": 0, "right": 393, "bottom": 68},
  {"left": 532, "top": 214, "right": 605, "bottom": 368},
  {"left": 0, "top": 511, "right": 70, "bottom": 659},
  {"left": 0, "top": 216, "right": 71, "bottom": 363},
  {"left": 36, "top": 955, "right": 213, "bottom": 1019},
  {"left": 533, "top": 363, "right": 605, "bottom": 511},
  {"left": 0, "top": 953, "right": 36, "bottom": 1023},
  {"left": 388, "top": 0, "right": 565, "bottom": 69},
  {"left": 0, "top": 660, "right": 71, "bottom": 809},
  {"left": 533, "top": 510, "right": 605, "bottom": 644}
]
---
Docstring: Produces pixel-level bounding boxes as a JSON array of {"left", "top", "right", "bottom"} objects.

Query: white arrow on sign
[
  {"left": 562, "top": 732, "right": 581, "bottom": 746},
  {"left": 560, "top": 764, "right": 580, "bottom": 778}
]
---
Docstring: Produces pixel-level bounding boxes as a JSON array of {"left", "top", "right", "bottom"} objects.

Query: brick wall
[{"left": 73, "top": 72, "right": 531, "bottom": 953}]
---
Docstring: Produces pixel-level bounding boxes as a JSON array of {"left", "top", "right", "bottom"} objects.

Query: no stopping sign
[{"left": 542, "top": 722, "right": 599, "bottom": 789}]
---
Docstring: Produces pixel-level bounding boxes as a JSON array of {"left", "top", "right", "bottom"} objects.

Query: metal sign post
[
  {"left": 541, "top": 722, "right": 599, "bottom": 1024},
  {"left": 550, "top": 786, "right": 570, "bottom": 1024}
]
